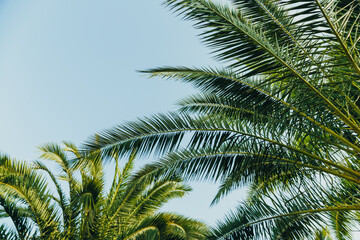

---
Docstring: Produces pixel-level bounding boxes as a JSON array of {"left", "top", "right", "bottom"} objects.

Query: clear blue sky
[{"left": 0, "top": 0, "right": 244, "bottom": 226}]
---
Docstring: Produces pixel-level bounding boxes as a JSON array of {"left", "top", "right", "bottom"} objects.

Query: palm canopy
[
  {"left": 84, "top": 0, "right": 360, "bottom": 239},
  {"left": 0, "top": 143, "right": 208, "bottom": 239}
]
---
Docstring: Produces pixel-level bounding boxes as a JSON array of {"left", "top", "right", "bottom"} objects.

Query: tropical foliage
[
  {"left": 0, "top": 143, "right": 207, "bottom": 239},
  {"left": 84, "top": 0, "right": 360, "bottom": 239}
]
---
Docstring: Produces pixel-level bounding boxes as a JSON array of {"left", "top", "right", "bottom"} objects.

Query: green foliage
[
  {"left": 85, "top": 0, "right": 360, "bottom": 239},
  {"left": 0, "top": 144, "right": 208, "bottom": 239}
]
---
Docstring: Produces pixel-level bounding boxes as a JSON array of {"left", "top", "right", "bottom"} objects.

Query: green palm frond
[
  {"left": 0, "top": 224, "right": 19, "bottom": 240},
  {"left": 315, "top": 228, "right": 333, "bottom": 240},
  {"left": 209, "top": 190, "right": 357, "bottom": 240},
  {"left": 77, "top": 0, "right": 360, "bottom": 238},
  {"left": 0, "top": 196, "right": 32, "bottom": 240},
  {"left": 38, "top": 143, "right": 70, "bottom": 173},
  {"left": 0, "top": 154, "right": 60, "bottom": 238},
  {"left": 118, "top": 213, "right": 208, "bottom": 240},
  {"left": 38, "top": 142, "right": 81, "bottom": 239}
]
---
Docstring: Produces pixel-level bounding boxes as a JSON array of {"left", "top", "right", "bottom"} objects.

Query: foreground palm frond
[{"left": 85, "top": 0, "right": 360, "bottom": 238}]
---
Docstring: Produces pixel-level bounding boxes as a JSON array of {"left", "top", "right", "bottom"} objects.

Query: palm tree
[
  {"left": 0, "top": 143, "right": 208, "bottom": 239},
  {"left": 84, "top": 0, "right": 360, "bottom": 239}
]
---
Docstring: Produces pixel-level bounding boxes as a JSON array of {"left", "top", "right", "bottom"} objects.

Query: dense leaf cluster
[{"left": 0, "top": 144, "right": 207, "bottom": 239}]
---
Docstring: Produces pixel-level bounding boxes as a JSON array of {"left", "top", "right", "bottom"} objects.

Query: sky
[{"left": 0, "top": 0, "right": 244, "bottom": 226}]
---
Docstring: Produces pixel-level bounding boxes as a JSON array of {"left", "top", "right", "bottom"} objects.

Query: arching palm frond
[
  {"left": 0, "top": 224, "right": 19, "bottom": 240},
  {"left": 84, "top": 0, "right": 360, "bottom": 238},
  {"left": 0, "top": 196, "right": 32, "bottom": 240},
  {"left": 209, "top": 179, "right": 360, "bottom": 240},
  {"left": 117, "top": 213, "right": 208, "bottom": 240}
]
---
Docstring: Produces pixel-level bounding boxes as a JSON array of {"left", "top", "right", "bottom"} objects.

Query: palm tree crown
[
  {"left": 85, "top": 0, "right": 360, "bottom": 239},
  {"left": 0, "top": 143, "right": 208, "bottom": 239}
]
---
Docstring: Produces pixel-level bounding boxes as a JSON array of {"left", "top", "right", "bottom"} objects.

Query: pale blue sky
[{"left": 0, "top": 0, "right": 244, "bottom": 226}]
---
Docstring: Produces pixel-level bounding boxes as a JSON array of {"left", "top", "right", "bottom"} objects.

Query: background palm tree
[
  {"left": 0, "top": 143, "right": 208, "bottom": 239},
  {"left": 85, "top": 0, "right": 360, "bottom": 239}
]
